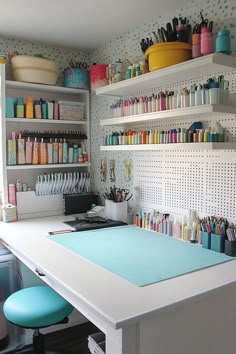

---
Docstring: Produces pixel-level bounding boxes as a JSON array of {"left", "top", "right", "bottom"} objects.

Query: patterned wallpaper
[{"left": 0, "top": 0, "right": 235, "bottom": 219}]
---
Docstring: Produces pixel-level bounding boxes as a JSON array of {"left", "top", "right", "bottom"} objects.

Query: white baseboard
[{"left": 24, "top": 309, "right": 88, "bottom": 345}]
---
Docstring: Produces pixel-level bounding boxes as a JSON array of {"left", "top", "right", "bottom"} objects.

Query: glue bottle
[{"left": 181, "top": 215, "right": 187, "bottom": 240}]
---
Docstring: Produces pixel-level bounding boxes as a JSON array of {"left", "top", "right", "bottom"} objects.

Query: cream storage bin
[{"left": 11, "top": 55, "right": 59, "bottom": 85}]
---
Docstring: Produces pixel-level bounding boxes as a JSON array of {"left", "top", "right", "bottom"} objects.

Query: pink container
[
  {"left": 90, "top": 64, "right": 108, "bottom": 91},
  {"left": 201, "top": 28, "right": 213, "bottom": 56}
]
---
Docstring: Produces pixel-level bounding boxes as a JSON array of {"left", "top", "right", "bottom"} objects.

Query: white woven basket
[{"left": 11, "top": 55, "right": 59, "bottom": 85}]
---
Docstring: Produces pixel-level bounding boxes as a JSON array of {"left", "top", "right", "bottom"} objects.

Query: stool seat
[{"left": 3, "top": 286, "right": 73, "bottom": 328}]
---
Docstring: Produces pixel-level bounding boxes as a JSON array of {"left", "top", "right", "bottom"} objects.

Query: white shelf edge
[
  {"left": 6, "top": 163, "right": 91, "bottom": 170},
  {"left": 100, "top": 143, "right": 236, "bottom": 151},
  {"left": 100, "top": 105, "right": 236, "bottom": 126},
  {"left": 95, "top": 53, "right": 236, "bottom": 96},
  {"left": 5, "top": 80, "right": 89, "bottom": 95},
  {"left": 6, "top": 118, "right": 88, "bottom": 125}
]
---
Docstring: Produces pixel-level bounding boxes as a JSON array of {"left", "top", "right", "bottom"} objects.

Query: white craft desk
[{"left": 1, "top": 215, "right": 236, "bottom": 354}]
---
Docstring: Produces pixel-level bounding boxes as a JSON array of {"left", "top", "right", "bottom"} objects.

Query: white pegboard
[{"left": 134, "top": 149, "right": 236, "bottom": 222}]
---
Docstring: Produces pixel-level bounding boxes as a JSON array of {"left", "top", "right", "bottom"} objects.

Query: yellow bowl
[{"left": 145, "top": 42, "right": 192, "bottom": 71}]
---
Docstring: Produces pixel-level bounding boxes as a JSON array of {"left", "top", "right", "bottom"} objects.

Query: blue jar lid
[{"left": 217, "top": 29, "right": 230, "bottom": 36}]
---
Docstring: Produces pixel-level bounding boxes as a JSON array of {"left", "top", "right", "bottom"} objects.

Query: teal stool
[{"left": 3, "top": 286, "right": 73, "bottom": 354}]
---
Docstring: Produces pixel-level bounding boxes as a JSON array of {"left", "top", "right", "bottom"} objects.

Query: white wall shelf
[
  {"left": 100, "top": 104, "right": 236, "bottom": 127},
  {"left": 0, "top": 65, "right": 91, "bottom": 206},
  {"left": 100, "top": 143, "right": 236, "bottom": 151},
  {"left": 6, "top": 80, "right": 88, "bottom": 96},
  {"left": 95, "top": 53, "right": 236, "bottom": 97},
  {"left": 6, "top": 163, "right": 91, "bottom": 170},
  {"left": 6, "top": 118, "right": 87, "bottom": 125}
]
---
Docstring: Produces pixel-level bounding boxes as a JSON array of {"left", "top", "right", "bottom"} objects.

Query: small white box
[
  {"left": 16, "top": 191, "right": 63, "bottom": 219},
  {"left": 105, "top": 200, "right": 127, "bottom": 223}
]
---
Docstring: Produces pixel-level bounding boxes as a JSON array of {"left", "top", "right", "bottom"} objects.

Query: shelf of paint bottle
[
  {"left": 6, "top": 118, "right": 88, "bottom": 125},
  {"left": 95, "top": 53, "right": 236, "bottom": 97},
  {"left": 6, "top": 162, "right": 91, "bottom": 170},
  {"left": 100, "top": 143, "right": 236, "bottom": 151},
  {"left": 100, "top": 104, "right": 236, "bottom": 127}
]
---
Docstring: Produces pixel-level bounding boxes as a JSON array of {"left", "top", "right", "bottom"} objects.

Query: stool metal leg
[{"left": 33, "top": 329, "right": 45, "bottom": 354}]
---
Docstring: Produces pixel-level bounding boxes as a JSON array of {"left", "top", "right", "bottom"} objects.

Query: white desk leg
[{"left": 106, "top": 324, "right": 139, "bottom": 354}]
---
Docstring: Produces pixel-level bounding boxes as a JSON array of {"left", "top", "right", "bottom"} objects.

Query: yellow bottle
[{"left": 25, "top": 96, "right": 33, "bottom": 119}]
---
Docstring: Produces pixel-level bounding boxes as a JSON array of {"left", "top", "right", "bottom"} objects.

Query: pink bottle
[
  {"left": 8, "top": 184, "right": 16, "bottom": 205},
  {"left": 200, "top": 28, "right": 213, "bottom": 56}
]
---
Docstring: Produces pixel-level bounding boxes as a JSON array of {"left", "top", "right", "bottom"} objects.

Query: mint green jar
[{"left": 216, "top": 29, "right": 231, "bottom": 55}]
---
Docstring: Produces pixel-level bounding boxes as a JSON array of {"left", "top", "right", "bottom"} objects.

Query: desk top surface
[{"left": 1, "top": 215, "right": 236, "bottom": 330}]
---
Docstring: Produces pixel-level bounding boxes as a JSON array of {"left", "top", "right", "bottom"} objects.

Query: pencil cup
[
  {"left": 105, "top": 200, "right": 127, "bottom": 223},
  {"left": 210, "top": 233, "right": 225, "bottom": 253},
  {"left": 201, "top": 231, "right": 211, "bottom": 249},
  {"left": 225, "top": 240, "right": 236, "bottom": 257}
]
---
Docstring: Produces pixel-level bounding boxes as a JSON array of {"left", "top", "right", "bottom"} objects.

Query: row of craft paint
[
  {"left": 102, "top": 128, "right": 225, "bottom": 146},
  {"left": 110, "top": 78, "right": 230, "bottom": 118},
  {"left": 135, "top": 210, "right": 201, "bottom": 243}
]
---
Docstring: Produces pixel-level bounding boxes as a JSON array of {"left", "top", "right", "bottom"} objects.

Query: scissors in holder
[
  {"left": 193, "top": 23, "right": 201, "bottom": 34},
  {"left": 200, "top": 11, "right": 213, "bottom": 32}
]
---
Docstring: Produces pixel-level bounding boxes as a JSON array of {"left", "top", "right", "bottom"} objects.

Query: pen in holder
[{"left": 105, "top": 200, "right": 127, "bottom": 223}]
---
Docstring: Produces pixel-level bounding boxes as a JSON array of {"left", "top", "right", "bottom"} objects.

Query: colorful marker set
[
  {"left": 135, "top": 209, "right": 201, "bottom": 242},
  {"left": 135, "top": 210, "right": 173, "bottom": 236},
  {"left": 103, "top": 127, "right": 225, "bottom": 146},
  {"left": 110, "top": 76, "right": 230, "bottom": 118},
  {"left": 226, "top": 226, "right": 236, "bottom": 241},
  {"left": 198, "top": 216, "right": 228, "bottom": 236}
]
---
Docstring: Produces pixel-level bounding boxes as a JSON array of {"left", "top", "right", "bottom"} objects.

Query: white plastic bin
[
  {"left": 105, "top": 200, "right": 127, "bottom": 223},
  {"left": 16, "top": 191, "right": 64, "bottom": 219},
  {"left": 88, "top": 332, "right": 105, "bottom": 354}
]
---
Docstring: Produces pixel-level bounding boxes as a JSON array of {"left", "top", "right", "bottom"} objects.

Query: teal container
[
  {"left": 64, "top": 68, "right": 89, "bottom": 89},
  {"left": 5, "top": 97, "right": 15, "bottom": 118},
  {"left": 216, "top": 30, "right": 231, "bottom": 55},
  {"left": 201, "top": 231, "right": 211, "bottom": 249},
  {"left": 211, "top": 233, "right": 225, "bottom": 253}
]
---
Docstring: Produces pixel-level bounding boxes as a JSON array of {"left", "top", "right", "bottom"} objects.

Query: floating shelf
[
  {"left": 96, "top": 53, "right": 236, "bottom": 97},
  {"left": 6, "top": 80, "right": 89, "bottom": 95},
  {"left": 6, "top": 163, "right": 91, "bottom": 170},
  {"left": 100, "top": 104, "right": 236, "bottom": 127},
  {"left": 100, "top": 143, "right": 236, "bottom": 151},
  {"left": 6, "top": 118, "right": 87, "bottom": 125}
]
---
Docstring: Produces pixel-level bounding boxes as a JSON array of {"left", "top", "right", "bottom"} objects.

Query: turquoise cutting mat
[{"left": 48, "top": 225, "right": 233, "bottom": 287}]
